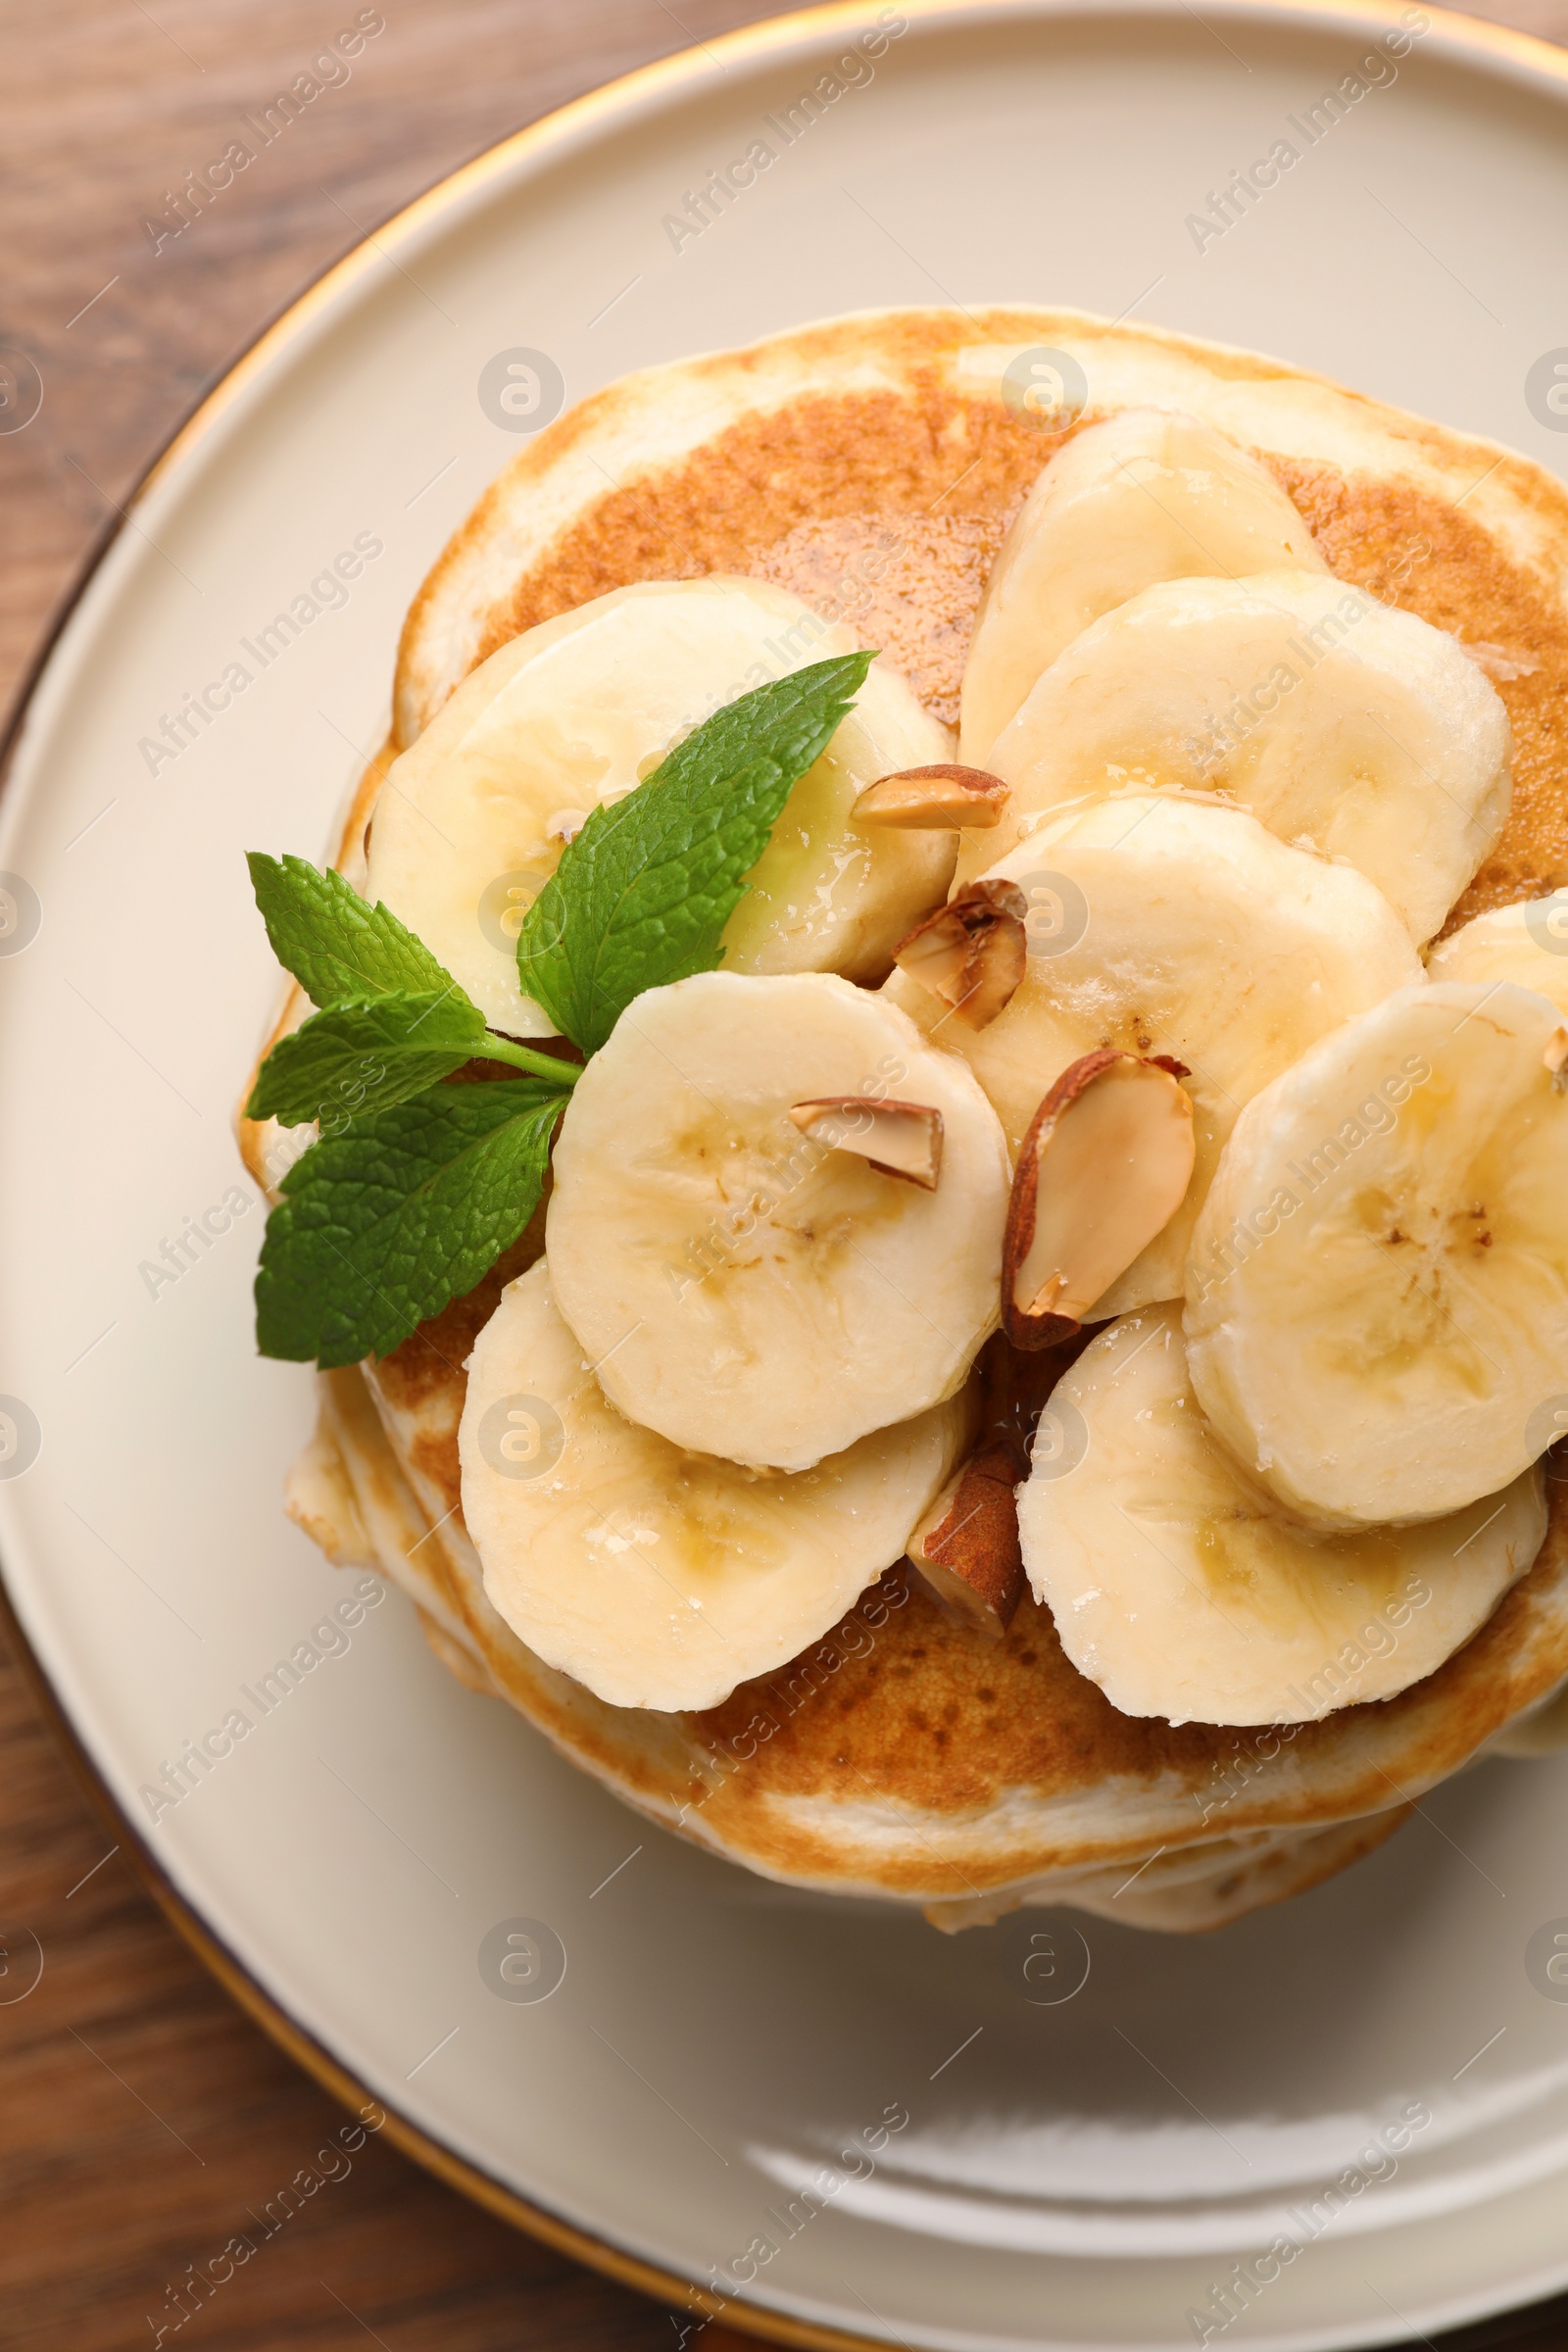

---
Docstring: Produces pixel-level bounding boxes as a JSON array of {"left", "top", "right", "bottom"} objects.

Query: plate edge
[
  {"left": 6, "top": 2, "right": 1568, "bottom": 2345},
  {"left": 0, "top": 1568, "right": 892, "bottom": 2352}
]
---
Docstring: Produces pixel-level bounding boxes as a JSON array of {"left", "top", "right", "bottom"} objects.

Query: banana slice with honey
[
  {"left": 1427, "top": 895, "right": 1568, "bottom": 1012},
  {"left": 884, "top": 795, "right": 1422, "bottom": 1314},
  {"left": 545, "top": 971, "right": 1010, "bottom": 1470},
  {"left": 1186, "top": 981, "right": 1568, "bottom": 1526},
  {"left": 962, "top": 571, "right": 1511, "bottom": 942},
  {"left": 366, "top": 577, "right": 955, "bottom": 1036},
  {"left": 958, "top": 408, "right": 1326, "bottom": 763},
  {"left": 1017, "top": 1303, "right": 1544, "bottom": 1725},
  {"left": 461, "top": 1262, "right": 973, "bottom": 1710}
]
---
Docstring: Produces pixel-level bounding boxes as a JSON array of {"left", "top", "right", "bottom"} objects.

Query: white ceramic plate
[{"left": 7, "top": 2, "right": 1568, "bottom": 2344}]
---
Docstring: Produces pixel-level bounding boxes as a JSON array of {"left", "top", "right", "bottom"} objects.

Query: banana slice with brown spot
[
  {"left": 1186, "top": 980, "right": 1568, "bottom": 1527},
  {"left": 366, "top": 576, "right": 956, "bottom": 1036},
  {"left": 461, "top": 1262, "right": 974, "bottom": 1711},
  {"left": 545, "top": 972, "right": 1010, "bottom": 1471},
  {"left": 1017, "top": 1303, "right": 1545, "bottom": 1725},
  {"left": 958, "top": 408, "right": 1326, "bottom": 764},
  {"left": 962, "top": 571, "right": 1511, "bottom": 943},
  {"left": 885, "top": 794, "right": 1422, "bottom": 1315}
]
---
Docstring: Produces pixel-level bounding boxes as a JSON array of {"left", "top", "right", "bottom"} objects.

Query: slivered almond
[
  {"left": 1545, "top": 1028, "right": 1568, "bottom": 1090},
  {"left": 893, "top": 880, "right": 1028, "bottom": 1031},
  {"left": 788, "top": 1097, "right": 944, "bottom": 1189},
  {"left": 855, "top": 764, "right": 1010, "bottom": 830},
  {"left": 1003, "top": 1052, "right": 1195, "bottom": 1348},
  {"left": 906, "top": 1442, "right": 1026, "bottom": 1639}
]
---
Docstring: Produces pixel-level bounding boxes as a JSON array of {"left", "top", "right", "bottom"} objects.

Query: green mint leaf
[
  {"left": 514, "top": 652, "right": 874, "bottom": 1054},
  {"left": 255, "top": 1079, "right": 565, "bottom": 1366},
  {"left": 245, "top": 990, "right": 489, "bottom": 1127},
  {"left": 247, "top": 852, "right": 474, "bottom": 1013}
]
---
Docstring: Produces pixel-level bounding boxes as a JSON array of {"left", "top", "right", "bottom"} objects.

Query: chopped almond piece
[
  {"left": 788, "top": 1097, "right": 945, "bottom": 1189},
  {"left": 1003, "top": 1052, "right": 1195, "bottom": 1348},
  {"left": 855, "top": 764, "right": 1010, "bottom": 830},
  {"left": 893, "top": 880, "right": 1028, "bottom": 1031},
  {"left": 906, "top": 1442, "right": 1026, "bottom": 1639}
]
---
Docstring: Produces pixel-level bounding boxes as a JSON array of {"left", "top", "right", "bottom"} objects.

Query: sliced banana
[
  {"left": 545, "top": 971, "right": 1010, "bottom": 1471},
  {"left": 1017, "top": 1305, "right": 1545, "bottom": 1726},
  {"left": 958, "top": 408, "right": 1326, "bottom": 764},
  {"left": 961, "top": 572, "right": 1511, "bottom": 941},
  {"left": 365, "top": 576, "right": 955, "bottom": 1037},
  {"left": 460, "top": 1262, "right": 973, "bottom": 1710},
  {"left": 1427, "top": 896, "right": 1568, "bottom": 1014},
  {"left": 1186, "top": 980, "right": 1568, "bottom": 1527},
  {"left": 884, "top": 795, "right": 1422, "bottom": 1315}
]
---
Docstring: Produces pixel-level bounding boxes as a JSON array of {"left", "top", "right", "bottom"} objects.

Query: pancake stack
[{"left": 243, "top": 306, "right": 1568, "bottom": 1930}]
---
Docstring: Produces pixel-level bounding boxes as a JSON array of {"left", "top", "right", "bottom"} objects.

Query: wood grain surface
[{"left": 3, "top": 3, "right": 1568, "bottom": 2348}]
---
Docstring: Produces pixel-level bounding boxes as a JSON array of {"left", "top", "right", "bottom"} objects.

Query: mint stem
[{"left": 478, "top": 1034, "right": 581, "bottom": 1087}]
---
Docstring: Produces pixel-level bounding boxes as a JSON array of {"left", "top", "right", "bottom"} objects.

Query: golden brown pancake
[{"left": 245, "top": 306, "right": 1568, "bottom": 1928}]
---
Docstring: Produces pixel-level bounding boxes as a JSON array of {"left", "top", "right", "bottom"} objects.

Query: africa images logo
[{"left": 1184, "top": 9, "right": 1429, "bottom": 253}]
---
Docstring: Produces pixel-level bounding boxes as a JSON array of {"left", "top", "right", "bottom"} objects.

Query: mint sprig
[
  {"left": 246, "top": 650, "right": 877, "bottom": 1367},
  {"left": 244, "top": 990, "right": 489, "bottom": 1127},
  {"left": 255, "top": 1080, "right": 564, "bottom": 1366},
  {"left": 247, "top": 853, "right": 459, "bottom": 1009},
  {"left": 246, "top": 856, "right": 581, "bottom": 1098},
  {"left": 515, "top": 654, "right": 873, "bottom": 1053},
  {"left": 245, "top": 859, "right": 580, "bottom": 1363}
]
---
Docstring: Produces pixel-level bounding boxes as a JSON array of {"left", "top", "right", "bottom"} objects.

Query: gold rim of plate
[{"left": 7, "top": 0, "right": 1568, "bottom": 2339}]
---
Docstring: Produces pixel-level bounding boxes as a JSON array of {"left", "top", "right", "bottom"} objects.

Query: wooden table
[{"left": 3, "top": 3, "right": 1567, "bottom": 2345}]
